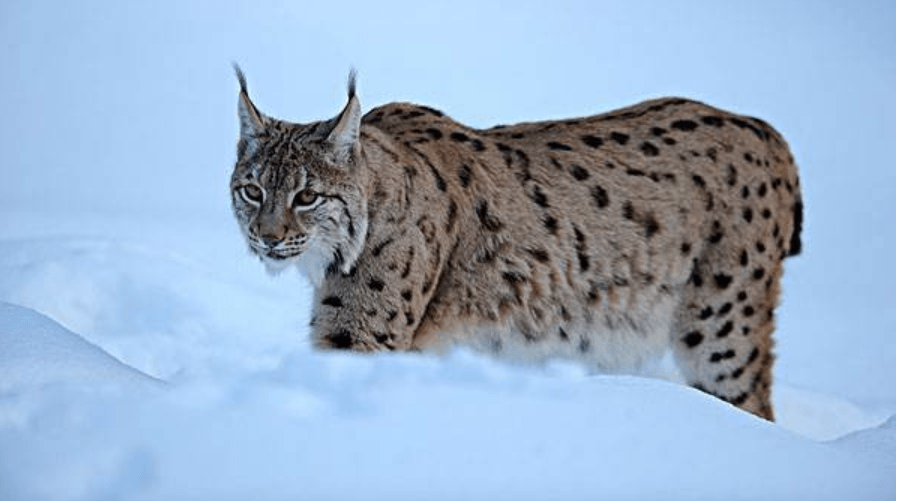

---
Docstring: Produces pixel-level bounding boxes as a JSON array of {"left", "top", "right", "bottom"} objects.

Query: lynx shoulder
[{"left": 230, "top": 67, "right": 802, "bottom": 420}]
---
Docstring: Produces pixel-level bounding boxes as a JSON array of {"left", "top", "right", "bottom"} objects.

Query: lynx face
[{"left": 230, "top": 67, "right": 368, "bottom": 284}]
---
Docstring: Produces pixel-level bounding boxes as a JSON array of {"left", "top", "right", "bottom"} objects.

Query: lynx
[{"left": 230, "top": 66, "right": 802, "bottom": 420}]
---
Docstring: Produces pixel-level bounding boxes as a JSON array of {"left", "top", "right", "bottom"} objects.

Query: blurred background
[{"left": 0, "top": 0, "right": 893, "bottom": 406}]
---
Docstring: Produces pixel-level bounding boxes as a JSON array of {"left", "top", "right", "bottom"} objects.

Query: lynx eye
[
  {"left": 292, "top": 189, "right": 319, "bottom": 208},
  {"left": 240, "top": 184, "right": 263, "bottom": 204}
]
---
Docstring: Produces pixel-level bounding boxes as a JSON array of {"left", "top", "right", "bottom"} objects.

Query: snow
[
  {"left": 0, "top": 1, "right": 894, "bottom": 500},
  {"left": 0, "top": 219, "right": 892, "bottom": 501}
]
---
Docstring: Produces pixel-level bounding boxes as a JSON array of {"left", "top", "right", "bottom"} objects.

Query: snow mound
[
  {"left": 0, "top": 301, "right": 159, "bottom": 393},
  {"left": 0, "top": 230, "right": 892, "bottom": 501}
]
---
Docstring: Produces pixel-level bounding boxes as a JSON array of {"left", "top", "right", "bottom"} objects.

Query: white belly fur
[{"left": 442, "top": 293, "right": 679, "bottom": 375}]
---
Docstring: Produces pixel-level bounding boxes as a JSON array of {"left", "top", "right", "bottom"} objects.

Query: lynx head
[{"left": 230, "top": 65, "right": 368, "bottom": 286}]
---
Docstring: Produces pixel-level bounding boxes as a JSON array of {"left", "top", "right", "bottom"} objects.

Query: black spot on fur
[
  {"left": 726, "top": 164, "right": 738, "bottom": 187},
  {"left": 757, "top": 183, "right": 768, "bottom": 198},
  {"left": 425, "top": 128, "right": 443, "bottom": 140},
  {"left": 756, "top": 241, "right": 766, "bottom": 253},
  {"left": 581, "top": 135, "right": 604, "bottom": 148},
  {"left": 372, "top": 238, "right": 394, "bottom": 257},
  {"left": 789, "top": 201, "right": 803, "bottom": 256},
  {"left": 742, "top": 186, "right": 750, "bottom": 198},
  {"left": 737, "top": 291, "right": 748, "bottom": 302},
  {"left": 740, "top": 250, "right": 749, "bottom": 266},
  {"left": 610, "top": 132, "right": 630, "bottom": 145},
  {"left": 622, "top": 201, "right": 635, "bottom": 220},
  {"left": 650, "top": 127, "right": 667, "bottom": 136},
  {"left": 450, "top": 131, "right": 470, "bottom": 142},
  {"left": 577, "top": 252, "right": 590, "bottom": 273},
  {"left": 671, "top": 119, "right": 699, "bottom": 131},
  {"left": 699, "top": 306, "right": 714, "bottom": 320},
  {"left": 742, "top": 207, "right": 753, "bottom": 223},
  {"left": 729, "top": 117, "right": 766, "bottom": 141},
  {"left": 405, "top": 311, "right": 415, "bottom": 326},
  {"left": 367, "top": 278, "right": 385, "bottom": 292},
  {"left": 401, "top": 289, "right": 412, "bottom": 301},
  {"left": 323, "top": 330, "right": 353, "bottom": 349},
  {"left": 681, "top": 242, "right": 692, "bottom": 255},
  {"left": 570, "top": 164, "right": 590, "bottom": 181},
  {"left": 644, "top": 215, "right": 660, "bottom": 238},
  {"left": 640, "top": 141, "right": 660, "bottom": 157},
  {"left": 322, "top": 296, "right": 343, "bottom": 308},
  {"left": 743, "top": 305, "right": 755, "bottom": 317},
  {"left": 471, "top": 139, "right": 486, "bottom": 152},
  {"left": 663, "top": 137, "right": 677, "bottom": 145},
  {"left": 743, "top": 152, "right": 754, "bottom": 164},
  {"left": 701, "top": 115, "right": 725, "bottom": 127},
  {"left": 547, "top": 141, "right": 572, "bottom": 151},
  {"left": 708, "top": 221, "right": 724, "bottom": 244},
  {"left": 579, "top": 337, "right": 591, "bottom": 353},
  {"left": 574, "top": 227, "right": 590, "bottom": 272},
  {"left": 752, "top": 268, "right": 765, "bottom": 280},
  {"left": 530, "top": 186, "right": 550, "bottom": 208},
  {"left": 592, "top": 185, "right": 609, "bottom": 209},
  {"left": 401, "top": 247, "right": 415, "bottom": 278},
  {"left": 710, "top": 348, "right": 735, "bottom": 362},
  {"left": 458, "top": 164, "right": 472, "bottom": 188},
  {"left": 446, "top": 200, "right": 458, "bottom": 232},
  {"left": 714, "top": 274, "right": 733, "bottom": 289},
  {"left": 558, "top": 327, "right": 570, "bottom": 341},
  {"left": 683, "top": 331, "right": 704, "bottom": 348},
  {"left": 692, "top": 175, "right": 706, "bottom": 188},
  {"left": 476, "top": 200, "right": 504, "bottom": 232},
  {"left": 428, "top": 164, "right": 447, "bottom": 192},
  {"left": 718, "top": 302, "right": 733, "bottom": 316},
  {"left": 689, "top": 261, "right": 704, "bottom": 288},
  {"left": 526, "top": 248, "right": 550, "bottom": 263},
  {"left": 501, "top": 269, "right": 526, "bottom": 285},
  {"left": 762, "top": 208, "right": 772, "bottom": 219},
  {"left": 543, "top": 215, "right": 559, "bottom": 235}
]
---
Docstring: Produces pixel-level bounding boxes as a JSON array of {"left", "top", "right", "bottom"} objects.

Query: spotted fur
[{"left": 230, "top": 67, "right": 802, "bottom": 421}]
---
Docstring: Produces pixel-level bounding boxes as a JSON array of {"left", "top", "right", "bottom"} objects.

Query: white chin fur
[
  {"left": 293, "top": 241, "right": 335, "bottom": 288},
  {"left": 254, "top": 239, "right": 337, "bottom": 288},
  {"left": 261, "top": 256, "right": 292, "bottom": 277}
]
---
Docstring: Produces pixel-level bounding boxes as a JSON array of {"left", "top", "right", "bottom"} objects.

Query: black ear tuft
[
  {"left": 347, "top": 68, "right": 357, "bottom": 100},
  {"left": 233, "top": 62, "right": 248, "bottom": 93}
]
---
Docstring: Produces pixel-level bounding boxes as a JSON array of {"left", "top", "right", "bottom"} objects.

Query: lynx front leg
[{"left": 309, "top": 230, "right": 445, "bottom": 352}]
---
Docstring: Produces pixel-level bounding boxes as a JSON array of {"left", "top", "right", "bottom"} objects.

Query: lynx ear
[
  {"left": 234, "top": 64, "right": 267, "bottom": 141},
  {"left": 325, "top": 69, "right": 361, "bottom": 164}
]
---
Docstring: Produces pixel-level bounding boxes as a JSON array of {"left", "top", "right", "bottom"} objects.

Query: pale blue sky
[{"left": 0, "top": 0, "right": 893, "bottom": 403}]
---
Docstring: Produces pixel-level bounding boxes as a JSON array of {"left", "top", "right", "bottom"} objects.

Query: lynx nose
[{"left": 260, "top": 235, "right": 281, "bottom": 248}]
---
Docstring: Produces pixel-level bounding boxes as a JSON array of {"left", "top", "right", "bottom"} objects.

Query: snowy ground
[
  {"left": 0, "top": 1, "right": 894, "bottom": 499},
  {"left": 0, "top": 212, "right": 892, "bottom": 501}
]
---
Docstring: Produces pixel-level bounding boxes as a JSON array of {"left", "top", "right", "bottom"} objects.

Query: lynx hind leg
[{"left": 671, "top": 245, "right": 781, "bottom": 421}]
